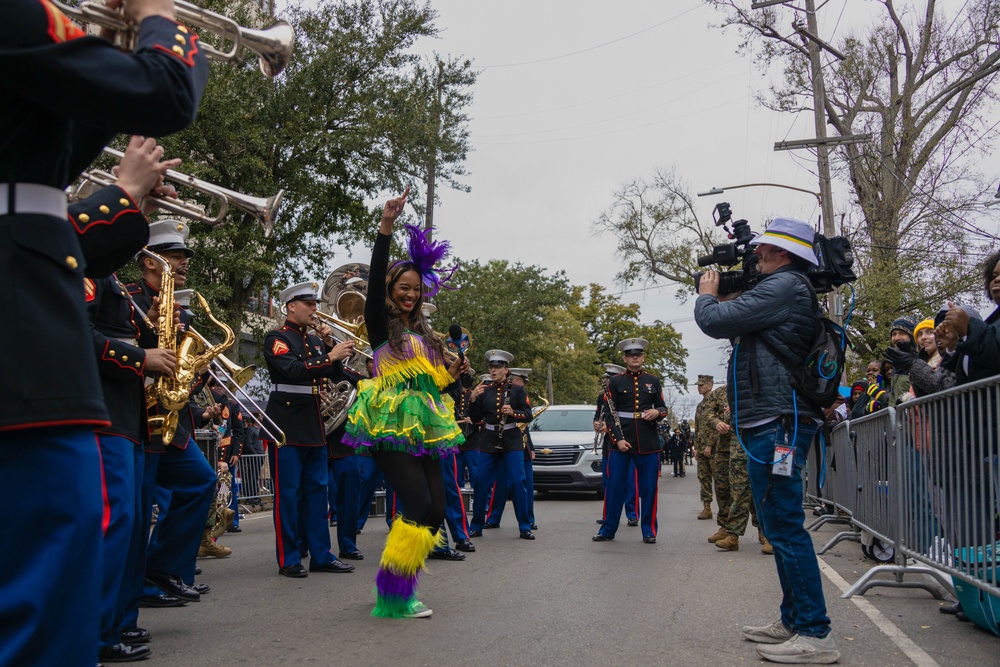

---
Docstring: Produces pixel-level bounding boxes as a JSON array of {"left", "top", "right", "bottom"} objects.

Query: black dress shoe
[
  {"left": 627, "top": 518, "right": 639, "bottom": 527},
  {"left": 120, "top": 627, "right": 151, "bottom": 645},
  {"left": 227, "top": 525, "right": 242, "bottom": 533},
  {"left": 279, "top": 564, "right": 308, "bottom": 578},
  {"left": 939, "top": 600, "right": 962, "bottom": 615},
  {"left": 98, "top": 642, "right": 151, "bottom": 662},
  {"left": 530, "top": 523, "right": 538, "bottom": 530},
  {"left": 145, "top": 574, "right": 199, "bottom": 602},
  {"left": 468, "top": 530, "right": 483, "bottom": 537},
  {"left": 138, "top": 594, "right": 187, "bottom": 608},
  {"left": 596, "top": 518, "right": 604, "bottom": 524},
  {"left": 338, "top": 550, "right": 364, "bottom": 560},
  {"left": 519, "top": 531, "right": 535, "bottom": 540},
  {"left": 428, "top": 548, "right": 466, "bottom": 561},
  {"left": 454, "top": 539, "right": 476, "bottom": 552},
  {"left": 592, "top": 534, "right": 613, "bottom": 542},
  {"left": 191, "top": 583, "right": 211, "bottom": 595},
  {"left": 484, "top": 523, "right": 499, "bottom": 529},
  {"left": 194, "top": 566, "right": 202, "bottom": 576},
  {"left": 643, "top": 536, "right": 656, "bottom": 544},
  {"left": 956, "top": 611, "right": 970, "bottom": 622},
  {"left": 310, "top": 559, "right": 355, "bottom": 573}
]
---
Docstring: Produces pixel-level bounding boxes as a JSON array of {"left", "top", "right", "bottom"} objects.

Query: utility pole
[
  {"left": 803, "top": 0, "right": 835, "bottom": 242},
  {"left": 424, "top": 60, "right": 445, "bottom": 237},
  {"left": 546, "top": 362, "right": 554, "bottom": 405}
]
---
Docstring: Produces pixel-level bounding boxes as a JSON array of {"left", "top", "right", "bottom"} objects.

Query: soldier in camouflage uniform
[
  {"left": 693, "top": 375, "right": 723, "bottom": 520},
  {"left": 707, "top": 384, "right": 734, "bottom": 541}
]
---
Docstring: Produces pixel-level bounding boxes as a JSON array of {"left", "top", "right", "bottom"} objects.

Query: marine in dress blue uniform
[
  {"left": 127, "top": 222, "right": 217, "bottom": 603},
  {"left": 263, "top": 282, "right": 355, "bottom": 577},
  {"left": 325, "top": 367, "right": 365, "bottom": 560},
  {"left": 469, "top": 351, "right": 535, "bottom": 539},
  {"left": 593, "top": 338, "right": 667, "bottom": 544},
  {"left": 594, "top": 363, "right": 638, "bottom": 526},
  {"left": 485, "top": 368, "right": 539, "bottom": 529},
  {"left": 0, "top": 3, "right": 207, "bottom": 664}
]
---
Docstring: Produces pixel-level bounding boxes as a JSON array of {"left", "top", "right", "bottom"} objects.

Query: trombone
[
  {"left": 54, "top": 1, "right": 295, "bottom": 78},
  {"left": 72, "top": 147, "right": 283, "bottom": 237},
  {"left": 278, "top": 304, "right": 373, "bottom": 360},
  {"left": 187, "top": 326, "right": 287, "bottom": 447}
]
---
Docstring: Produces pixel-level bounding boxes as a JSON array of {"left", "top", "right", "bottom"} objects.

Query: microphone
[{"left": 448, "top": 324, "right": 466, "bottom": 362}]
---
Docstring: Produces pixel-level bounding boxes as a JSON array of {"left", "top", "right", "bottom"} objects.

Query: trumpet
[
  {"left": 54, "top": 1, "right": 295, "bottom": 78},
  {"left": 70, "top": 147, "right": 283, "bottom": 237}
]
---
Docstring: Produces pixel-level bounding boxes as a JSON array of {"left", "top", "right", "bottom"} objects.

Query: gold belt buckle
[{"left": 633, "top": 412, "right": 642, "bottom": 419}]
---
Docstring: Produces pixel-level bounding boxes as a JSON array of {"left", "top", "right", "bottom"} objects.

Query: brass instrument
[
  {"left": 186, "top": 327, "right": 287, "bottom": 447},
  {"left": 71, "top": 147, "right": 283, "bottom": 237},
  {"left": 142, "top": 249, "right": 179, "bottom": 442},
  {"left": 520, "top": 394, "right": 549, "bottom": 446},
  {"left": 146, "top": 281, "right": 236, "bottom": 444},
  {"left": 309, "top": 311, "right": 372, "bottom": 360},
  {"left": 54, "top": 1, "right": 295, "bottom": 78}
]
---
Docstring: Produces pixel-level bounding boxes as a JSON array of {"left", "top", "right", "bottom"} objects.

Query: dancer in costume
[{"left": 344, "top": 187, "right": 468, "bottom": 619}]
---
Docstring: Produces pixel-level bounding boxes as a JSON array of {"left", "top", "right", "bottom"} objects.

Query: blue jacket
[{"left": 694, "top": 265, "right": 821, "bottom": 424}]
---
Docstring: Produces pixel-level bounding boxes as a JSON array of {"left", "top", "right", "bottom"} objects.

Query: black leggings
[{"left": 372, "top": 450, "right": 445, "bottom": 529}]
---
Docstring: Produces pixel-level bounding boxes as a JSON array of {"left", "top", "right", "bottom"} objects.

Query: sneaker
[
  {"left": 742, "top": 620, "right": 794, "bottom": 644},
  {"left": 405, "top": 602, "right": 433, "bottom": 619},
  {"left": 756, "top": 633, "right": 840, "bottom": 664}
]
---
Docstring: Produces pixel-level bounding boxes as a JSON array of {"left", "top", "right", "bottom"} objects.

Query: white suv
[{"left": 529, "top": 405, "right": 604, "bottom": 498}]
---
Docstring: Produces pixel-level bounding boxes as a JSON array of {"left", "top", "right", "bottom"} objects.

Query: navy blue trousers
[
  {"left": 96, "top": 434, "right": 143, "bottom": 649},
  {"left": 472, "top": 450, "right": 530, "bottom": 532},
  {"left": 356, "top": 455, "right": 382, "bottom": 531},
  {"left": 328, "top": 455, "right": 360, "bottom": 553},
  {"left": 456, "top": 449, "right": 479, "bottom": 489},
  {"left": 147, "top": 437, "right": 215, "bottom": 582},
  {"left": 487, "top": 455, "right": 536, "bottom": 526},
  {"left": 269, "top": 443, "right": 335, "bottom": 568},
  {"left": 440, "top": 451, "right": 471, "bottom": 544},
  {"left": 122, "top": 450, "right": 159, "bottom": 629},
  {"left": 0, "top": 427, "right": 103, "bottom": 667},
  {"left": 599, "top": 450, "right": 659, "bottom": 539},
  {"left": 601, "top": 452, "right": 637, "bottom": 521}
]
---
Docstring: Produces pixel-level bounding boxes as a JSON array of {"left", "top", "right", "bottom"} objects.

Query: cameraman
[{"left": 694, "top": 218, "right": 839, "bottom": 664}]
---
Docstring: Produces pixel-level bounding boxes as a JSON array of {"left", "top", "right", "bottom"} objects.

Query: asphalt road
[{"left": 142, "top": 467, "right": 998, "bottom": 666}]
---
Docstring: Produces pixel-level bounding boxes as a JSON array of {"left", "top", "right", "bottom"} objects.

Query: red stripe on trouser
[
  {"left": 272, "top": 445, "right": 284, "bottom": 566},
  {"left": 452, "top": 456, "right": 469, "bottom": 533},
  {"left": 486, "top": 481, "right": 497, "bottom": 516},
  {"left": 96, "top": 435, "right": 110, "bottom": 535},
  {"left": 632, "top": 466, "right": 639, "bottom": 516},
  {"left": 650, "top": 483, "right": 658, "bottom": 537}
]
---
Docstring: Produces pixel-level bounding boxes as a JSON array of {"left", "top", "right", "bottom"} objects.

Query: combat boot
[
  {"left": 198, "top": 531, "right": 232, "bottom": 558},
  {"left": 707, "top": 527, "right": 728, "bottom": 543},
  {"left": 760, "top": 536, "right": 773, "bottom": 555},
  {"left": 697, "top": 502, "right": 713, "bottom": 520},
  {"left": 715, "top": 533, "right": 739, "bottom": 551}
]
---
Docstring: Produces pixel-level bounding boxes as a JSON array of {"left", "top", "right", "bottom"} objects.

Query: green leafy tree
[
  {"left": 139, "top": 0, "right": 475, "bottom": 362},
  {"left": 569, "top": 284, "right": 688, "bottom": 391}
]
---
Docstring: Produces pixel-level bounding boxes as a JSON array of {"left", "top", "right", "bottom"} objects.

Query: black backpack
[{"left": 758, "top": 273, "right": 852, "bottom": 412}]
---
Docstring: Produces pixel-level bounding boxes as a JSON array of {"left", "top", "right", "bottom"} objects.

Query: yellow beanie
[{"left": 913, "top": 318, "right": 935, "bottom": 339}]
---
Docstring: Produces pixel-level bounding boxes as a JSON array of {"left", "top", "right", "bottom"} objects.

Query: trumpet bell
[{"left": 247, "top": 20, "right": 296, "bottom": 78}]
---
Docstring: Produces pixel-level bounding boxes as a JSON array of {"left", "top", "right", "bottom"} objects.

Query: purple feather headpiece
[{"left": 395, "top": 224, "right": 457, "bottom": 298}]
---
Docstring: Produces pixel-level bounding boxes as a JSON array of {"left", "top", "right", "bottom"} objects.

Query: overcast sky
[{"left": 287, "top": 0, "right": 999, "bottom": 413}]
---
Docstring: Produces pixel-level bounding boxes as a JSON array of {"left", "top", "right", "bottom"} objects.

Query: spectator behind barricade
[
  {"left": 886, "top": 316, "right": 918, "bottom": 404},
  {"left": 888, "top": 306, "right": 985, "bottom": 396},
  {"left": 914, "top": 318, "right": 941, "bottom": 369},
  {"left": 846, "top": 379, "right": 869, "bottom": 419},
  {"left": 865, "top": 361, "right": 881, "bottom": 384}
]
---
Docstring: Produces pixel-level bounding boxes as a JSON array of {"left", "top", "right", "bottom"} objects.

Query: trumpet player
[
  {"left": 0, "top": 0, "right": 208, "bottom": 663},
  {"left": 264, "top": 282, "right": 356, "bottom": 578},
  {"left": 127, "top": 221, "right": 217, "bottom": 605}
]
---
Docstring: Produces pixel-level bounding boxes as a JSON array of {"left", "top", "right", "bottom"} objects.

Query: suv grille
[{"left": 534, "top": 449, "right": 581, "bottom": 466}]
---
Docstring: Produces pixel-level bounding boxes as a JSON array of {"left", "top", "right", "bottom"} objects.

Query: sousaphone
[{"left": 318, "top": 263, "right": 371, "bottom": 433}]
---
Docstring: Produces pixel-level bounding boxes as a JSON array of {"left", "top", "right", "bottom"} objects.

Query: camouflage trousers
[
  {"left": 713, "top": 440, "right": 732, "bottom": 527},
  {"left": 696, "top": 450, "right": 715, "bottom": 504},
  {"left": 721, "top": 438, "right": 757, "bottom": 536}
]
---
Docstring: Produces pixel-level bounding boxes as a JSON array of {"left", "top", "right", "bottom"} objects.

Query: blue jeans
[{"left": 741, "top": 418, "right": 830, "bottom": 638}]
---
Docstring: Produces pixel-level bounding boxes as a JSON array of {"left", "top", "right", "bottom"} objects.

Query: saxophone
[{"left": 145, "top": 249, "right": 236, "bottom": 445}]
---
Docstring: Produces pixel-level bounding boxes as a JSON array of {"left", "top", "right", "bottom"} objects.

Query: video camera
[{"left": 693, "top": 202, "right": 856, "bottom": 296}]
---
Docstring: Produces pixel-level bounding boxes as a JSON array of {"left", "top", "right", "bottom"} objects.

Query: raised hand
[{"left": 379, "top": 186, "right": 411, "bottom": 234}]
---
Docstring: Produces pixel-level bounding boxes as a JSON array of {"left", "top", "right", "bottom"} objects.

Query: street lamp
[{"left": 697, "top": 183, "right": 823, "bottom": 207}]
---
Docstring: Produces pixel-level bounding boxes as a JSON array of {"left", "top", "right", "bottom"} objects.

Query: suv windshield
[{"left": 530, "top": 409, "right": 593, "bottom": 432}]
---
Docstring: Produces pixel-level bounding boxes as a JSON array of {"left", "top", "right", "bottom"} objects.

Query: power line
[{"left": 477, "top": 4, "right": 706, "bottom": 69}]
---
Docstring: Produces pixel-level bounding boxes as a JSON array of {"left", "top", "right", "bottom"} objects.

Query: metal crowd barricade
[
  {"left": 828, "top": 375, "right": 1000, "bottom": 619},
  {"left": 811, "top": 421, "right": 860, "bottom": 554},
  {"left": 238, "top": 453, "right": 273, "bottom": 503}
]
